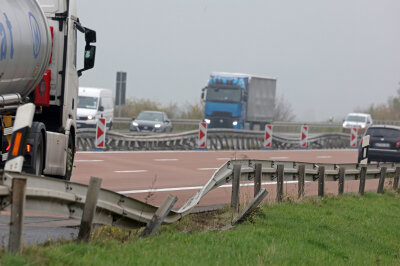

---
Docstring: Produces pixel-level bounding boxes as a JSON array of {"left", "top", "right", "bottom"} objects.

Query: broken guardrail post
[
  {"left": 393, "top": 167, "right": 400, "bottom": 192},
  {"left": 338, "top": 167, "right": 345, "bottom": 195},
  {"left": 254, "top": 163, "right": 262, "bottom": 197},
  {"left": 77, "top": 177, "right": 102, "bottom": 243},
  {"left": 276, "top": 164, "right": 284, "bottom": 202},
  {"left": 231, "top": 164, "right": 242, "bottom": 212},
  {"left": 141, "top": 194, "right": 178, "bottom": 237},
  {"left": 377, "top": 166, "right": 387, "bottom": 194},
  {"left": 8, "top": 177, "right": 27, "bottom": 254},
  {"left": 358, "top": 166, "right": 367, "bottom": 195},
  {"left": 318, "top": 166, "right": 325, "bottom": 197},
  {"left": 298, "top": 164, "right": 305, "bottom": 199},
  {"left": 232, "top": 188, "right": 268, "bottom": 225}
]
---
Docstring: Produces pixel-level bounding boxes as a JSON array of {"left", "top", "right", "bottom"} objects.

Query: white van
[
  {"left": 342, "top": 113, "right": 373, "bottom": 133},
  {"left": 77, "top": 87, "right": 114, "bottom": 129}
]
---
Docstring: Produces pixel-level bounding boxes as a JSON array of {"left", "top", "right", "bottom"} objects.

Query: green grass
[{"left": 2, "top": 193, "right": 400, "bottom": 265}]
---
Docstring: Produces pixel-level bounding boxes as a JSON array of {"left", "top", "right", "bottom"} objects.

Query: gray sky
[{"left": 77, "top": 0, "right": 400, "bottom": 121}]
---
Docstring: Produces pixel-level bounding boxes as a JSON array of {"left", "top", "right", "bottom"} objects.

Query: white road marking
[
  {"left": 78, "top": 149, "right": 356, "bottom": 154},
  {"left": 153, "top": 159, "right": 179, "bottom": 162},
  {"left": 197, "top": 168, "right": 219, "bottom": 171},
  {"left": 270, "top": 156, "right": 289, "bottom": 160},
  {"left": 316, "top": 155, "right": 332, "bottom": 159},
  {"left": 118, "top": 180, "right": 307, "bottom": 194},
  {"left": 75, "top": 160, "right": 104, "bottom": 162},
  {"left": 216, "top": 158, "right": 232, "bottom": 161},
  {"left": 114, "top": 170, "right": 148, "bottom": 173}
]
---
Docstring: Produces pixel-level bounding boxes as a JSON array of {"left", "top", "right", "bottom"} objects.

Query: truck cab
[{"left": 202, "top": 74, "right": 248, "bottom": 129}]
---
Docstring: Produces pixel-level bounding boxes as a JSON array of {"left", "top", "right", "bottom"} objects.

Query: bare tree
[{"left": 273, "top": 95, "right": 295, "bottom": 121}]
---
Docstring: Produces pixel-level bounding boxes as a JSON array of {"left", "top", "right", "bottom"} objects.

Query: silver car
[{"left": 130, "top": 111, "right": 173, "bottom": 133}]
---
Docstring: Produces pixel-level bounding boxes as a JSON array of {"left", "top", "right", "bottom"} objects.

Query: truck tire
[
  {"left": 33, "top": 136, "right": 44, "bottom": 176},
  {"left": 63, "top": 134, "right": 74, "bottom": 181}
]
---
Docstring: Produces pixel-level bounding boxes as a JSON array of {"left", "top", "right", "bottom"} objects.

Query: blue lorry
[{"left": 201, "top": 72, "right": 277, "bottom": 130}]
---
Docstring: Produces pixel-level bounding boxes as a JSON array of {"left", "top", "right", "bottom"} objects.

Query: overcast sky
[{"left": 77, "top": 0, "right": 400, "bottom": 121}]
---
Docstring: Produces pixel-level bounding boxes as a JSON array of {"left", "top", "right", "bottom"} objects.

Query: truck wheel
[
  {"left": 64, "top": 134, "right": 74, "bottom": 181},
  {"left": 33, "top": 136, "right": 44, "bottom": 176}
]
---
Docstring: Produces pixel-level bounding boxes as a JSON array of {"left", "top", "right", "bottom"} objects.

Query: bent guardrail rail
[
  {"left": 0, "top": 160, "right": 398, "bottom": 229},
  {"left": 77, "top": 129, "right": 354, "bottom": 151}
]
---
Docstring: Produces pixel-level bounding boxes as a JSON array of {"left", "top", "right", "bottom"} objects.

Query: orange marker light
[
  {"left": 26, "top": 144, "right": 32, "bottom": 153},
  {"left": 11, "top": 132, "right": 22, "bottom": 156}
]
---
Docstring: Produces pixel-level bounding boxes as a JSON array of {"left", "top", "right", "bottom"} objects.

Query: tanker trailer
[{"left": 0, "top": 0, "right": 96, "bottom": 179}]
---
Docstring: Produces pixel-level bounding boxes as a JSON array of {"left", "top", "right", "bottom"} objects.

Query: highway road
[{"left": 71, "top": 149, "right": 370, "bottom": 208}]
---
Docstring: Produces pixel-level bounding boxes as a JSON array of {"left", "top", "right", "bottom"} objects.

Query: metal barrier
[
  {"left": 77, "top": 129, "right": 354, "bottom": 151},
  {"left": 0, "top": 160, "right": 398, "bottom": 230}
]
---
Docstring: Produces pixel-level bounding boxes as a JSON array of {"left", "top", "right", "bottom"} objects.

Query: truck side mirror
[
  {"left": 98, "top": 105, "right": 104, "bottom": 111},
  {"left": 201, "top": 92, "right": 204, "bottom": 100},
  {"left": 84, "top": 28, "right": 97, "bottom": 43},
  {"left": 84, "top": 45, "right": 96, "bottom": 70},
  {"left": 77, "top": 26, "right": 97, "bottom": 76}
]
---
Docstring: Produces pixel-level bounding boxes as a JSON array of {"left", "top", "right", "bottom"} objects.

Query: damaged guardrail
[
  {"left": 2, "top": 160, "right": 398, "bottom": 251},
  {"left": 0, "top": 160, "right": 398, "bottom": 227}
]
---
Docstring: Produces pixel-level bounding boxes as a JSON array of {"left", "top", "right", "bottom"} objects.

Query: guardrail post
[
  {"left": 298, "top": 164, "right": 305, "bottom": 199},
  {"left": 393, "top": 167, "right": 400, "bottom": 192},
  {"left": 141, "top": 195, "right": 178, "bottom": 237},
  {"left": 377, "top": 167, "right": 387, "bottom": 194},
  {"left": 358, "top": 166, "right": 367, "bottom": 195},
  {"left": 318, "top": 166, "right": 325, "bottom": 197},
  {"left": 232, "top": 188, "right": 268, "bottom": 225},
  {"left": 231, "top": 164, "right": 241, "bottom": 212},
  {"left": 8, "top": 178, "right": 27, "bottom": 254},
  {"left": 254, "top": 163, "right": 262, "bottom": 197},
  {"left": 276, "top": 164, "right": 284, "bottom": 202},
  {"left": 338, "top": 167, "right": 345, "bottom": 195},
  {"left": 77, "top": 177, "right": 102, "bottom": 243}
]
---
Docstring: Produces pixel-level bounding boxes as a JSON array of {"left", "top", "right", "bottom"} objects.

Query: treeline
[
  {"left": 115, "top": 98, "right": 204, "bottom": 119},
  {"left": 358, "top": 88, "right": 400, "bottom": 120},
  {"left": 116, "top": 95, "right": 295, "bottom": 121}
]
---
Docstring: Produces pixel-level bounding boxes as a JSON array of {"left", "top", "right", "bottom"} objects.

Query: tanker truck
[{"left": 0, "top": 0, "right": 96, "bottom": 179}]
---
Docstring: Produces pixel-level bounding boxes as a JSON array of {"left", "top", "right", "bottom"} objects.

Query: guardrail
[
  {"left": 77, "top": 129, "right": 354, "bottom": 151},
  {"left": 0, "top": 160, "right": 398, "bottom": 229}
]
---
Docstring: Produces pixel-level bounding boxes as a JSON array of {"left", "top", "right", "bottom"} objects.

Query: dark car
[
  {"left": 130, "top": 111, "right": 173, "bottom": 133},
  {"left": 358, "top": 125, "right": 400, "bottom": 163}
]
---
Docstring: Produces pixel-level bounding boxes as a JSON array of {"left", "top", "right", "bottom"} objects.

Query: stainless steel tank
[{"left": 0, "top": 0, "right": 51, "bottom": 99}]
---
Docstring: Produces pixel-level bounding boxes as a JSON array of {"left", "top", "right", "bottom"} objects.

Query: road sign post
[
  {"left": 350, "top": 127, "right": 358, "bottom": 148},
  {"left": 115, "top": 71, "right": 127, "bottom": 121},
  {"left": 198, "top": 122, "right": 207, "bottom": 150},
  {"left": 300, "top": 125, "right": 308, "bottom": 149},
  {"left": 359, "top": 135, "right": 370, "bottom": 164},
  {"left": 95, "top": 118, "right": 106, "bottom": 149},
  {"left": 263, "top": 124, "right": 273, "bottom": 149}
]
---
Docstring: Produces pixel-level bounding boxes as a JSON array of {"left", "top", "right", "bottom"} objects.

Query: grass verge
[{"left": 1, "top": 192, "right": 400, "bottom": 265}]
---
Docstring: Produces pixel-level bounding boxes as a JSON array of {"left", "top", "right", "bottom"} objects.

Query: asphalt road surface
[{"left": 71, "top": 149, "right": 362, "bottom": 208}]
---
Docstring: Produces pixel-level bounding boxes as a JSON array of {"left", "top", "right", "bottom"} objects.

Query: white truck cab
[{"left": 0, "top": 0, "right": 96, "bottom": 179}]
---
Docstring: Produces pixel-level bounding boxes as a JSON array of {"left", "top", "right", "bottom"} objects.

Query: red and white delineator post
[
  {"left": 264, "top": 124, "right": 273, "bottom": 149},
  {"left": 95, "top": 118, "right": 106, "bottom": 149},
  {"left": 300, "top": 125, "right": 308, "bottom": 149},
  {"left": 198, "top": 122, "right": 207, "bottom": 149},
  {"left": 350, "top": 127, "right": 358, "bottom": 148}
]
